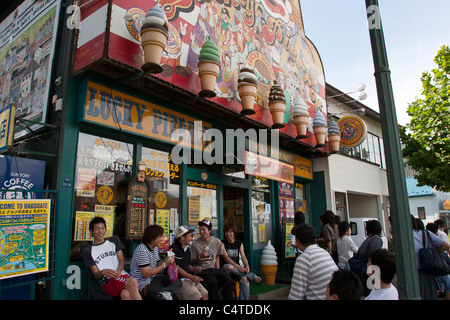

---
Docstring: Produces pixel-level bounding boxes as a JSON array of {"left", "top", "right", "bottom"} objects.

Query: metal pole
[{"left": 364, "top": 0, "right": 421, "bottom": 300}]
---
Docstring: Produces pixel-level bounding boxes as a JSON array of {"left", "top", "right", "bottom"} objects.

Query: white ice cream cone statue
[
  {"left": 293, "top": 98, "right": 309, "bottom": 139},
  {"left": 260, "top": 240, "right": 278, "bottom": 285},
  {"left": 313, "top": 109, "right": 327, "bottom": 147},
  {"left": 328, "top": 120, "right": 341, "bottom": 153},
  {"left": 238, "top": 64, "right": 258, "bottom": 115},
  {"left": 268, "top": 81, "right": 286, "bottom": 129},
  {"left": 198, "top": 36, "right": 221, "bottom": 98},
  {"left": 140, "top": 4, "right": 168, "bottom": 74}
]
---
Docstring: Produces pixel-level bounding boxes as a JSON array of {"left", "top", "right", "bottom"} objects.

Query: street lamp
[{"left": 365, "top": 0, "right": 420, "bottom": 300}]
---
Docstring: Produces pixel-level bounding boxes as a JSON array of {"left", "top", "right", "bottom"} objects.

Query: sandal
[{"left": 254, "top": 276, "right": 262, "bottom": 284}]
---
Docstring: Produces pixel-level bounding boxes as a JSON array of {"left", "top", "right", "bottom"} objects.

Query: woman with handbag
[{"left": 411, "top": 215, "right": 449, "bottom": 300}]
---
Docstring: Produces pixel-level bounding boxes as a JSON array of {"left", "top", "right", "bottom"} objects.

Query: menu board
[
  {"left": 0, "top": 199, "right": 51, "bottom": 279},
  {"left": 126, "top": 177, "right": 151, "bottom": 240}
]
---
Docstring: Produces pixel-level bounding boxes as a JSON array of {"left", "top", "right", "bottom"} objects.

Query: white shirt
[
  {"left": 365, "top": 284, "right": 399, "bottom": 300},
  {"left": 337, "top": 235, "right": 358, "bottom": 263}
]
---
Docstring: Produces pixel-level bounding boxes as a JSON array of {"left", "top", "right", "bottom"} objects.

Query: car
[{"left": 350, "top": 217, "right": 388, "bottom": 249}]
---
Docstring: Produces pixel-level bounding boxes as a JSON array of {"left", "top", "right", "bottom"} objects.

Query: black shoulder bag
[{"left": 418, "top": 230, "right": 450, "bottom": 276}]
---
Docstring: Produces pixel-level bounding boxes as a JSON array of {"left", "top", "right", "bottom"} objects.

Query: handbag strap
[
  {"left": 421, "top": 230, "right": 426, "bottom": 249},
  {"left": 422, "top": 229, "right": 435, "bottom": 249}
]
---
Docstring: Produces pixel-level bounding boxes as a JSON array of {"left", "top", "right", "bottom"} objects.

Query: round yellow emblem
[
  {"left": 155, "top": 192, "right": 167, "bottom": 208},
  {"left": 96, "top": 185, "right": 113, "bottom": 204}
]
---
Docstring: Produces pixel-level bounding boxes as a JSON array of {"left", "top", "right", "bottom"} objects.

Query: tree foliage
[{"left": 400, "top": 45, "right": 450, "bottom": 192}]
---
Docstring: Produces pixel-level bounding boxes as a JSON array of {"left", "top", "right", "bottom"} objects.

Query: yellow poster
[
  {"left": 156, "top": 209, "right": 170, "bottom": 252},
  {"left": 0, "top": 199, "right": 51, "bottom": 279},
  {"left": 258, "top": 224, "right": 266, "bottom": 242}
]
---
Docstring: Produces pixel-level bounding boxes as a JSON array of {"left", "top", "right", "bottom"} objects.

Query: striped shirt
[
  {"left": 130, "top": 243, "right": 161, "bottom": 291},
  {"left": 288, "top": 244, "right": 338, "bottom": 300}
]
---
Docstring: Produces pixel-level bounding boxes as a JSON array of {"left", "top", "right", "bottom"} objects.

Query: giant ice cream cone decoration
[
  {"left": 328, "top": 119, "right": 341, "bottom": 153},
  {"left": 260, "top": 240, "right": 278, "bottom": 285},
  {"left": 312, "top": 109, "right": 327, "bottom": 147},
  {"left": 238, "top": 64, "right": 258, "bottom": 115},
  {"left": 268, "top": 81, "right": 286, "bottom": 129},
  {"left": 293, "top": 98, "right": 309, "bottom": 139},
  {"left": 140, "top": 4, "right": 169, "bottom": 74},
  {"left": 198, "top": 36, "right": 221, "bottom": 98}
]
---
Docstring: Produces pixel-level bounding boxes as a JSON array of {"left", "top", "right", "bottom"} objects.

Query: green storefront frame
[{"left": 52, "top": 75, "right": 317, "bottom": 299}]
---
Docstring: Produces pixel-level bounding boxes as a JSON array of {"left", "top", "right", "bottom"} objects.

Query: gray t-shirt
[{"left": 190, "top": 236, "right": 222, "bottom": 270}]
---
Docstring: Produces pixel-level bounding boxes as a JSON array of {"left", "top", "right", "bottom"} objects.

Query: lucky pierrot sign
[{"left": 337, "top": 115, "right": 367, "bottom": 148}]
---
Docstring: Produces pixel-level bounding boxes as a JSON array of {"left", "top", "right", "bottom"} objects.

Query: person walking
[
  {"left": 410, "top": 215, "right": 449, "bottom": 300},
  {"left": 336, "top": 221, "right": 358, "bottom": 271}
]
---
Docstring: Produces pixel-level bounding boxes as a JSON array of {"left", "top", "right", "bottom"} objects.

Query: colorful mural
[{"left": 75, "top": 0, "right": 327, "bottom": 146}]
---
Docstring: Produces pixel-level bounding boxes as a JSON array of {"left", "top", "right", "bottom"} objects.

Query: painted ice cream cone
[
  {"left": 328, "top": 120, "right": 341, "bottom": 153},
  {"left": 313, "top": 109, "right": 327, "bottom": 147},
  {"left": 261, "top": 241, "right": 278, "bottom": 285},
  {"left": 268, "top": 81, "right": 286, "bottom": 129},
  {"left": 293, "top": 98, "right": 309, "bottom": 139},
  {"left": 140, "top": 4, "right": 169, "bottom": 74},
  {"left": 238, "top": 64, "right": 258, "bottom": 115},
  {"left": 198, "top": 36, "right": 221, "bottom": 98}
]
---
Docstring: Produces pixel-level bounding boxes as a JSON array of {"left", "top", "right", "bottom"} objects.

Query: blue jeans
[{"left": 222, "top": 264, "right": 257, "bottom": 300}]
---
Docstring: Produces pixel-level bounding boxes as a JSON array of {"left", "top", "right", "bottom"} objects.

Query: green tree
[{"left": 400, "top": 45, "right": 450, "bottom": 192}]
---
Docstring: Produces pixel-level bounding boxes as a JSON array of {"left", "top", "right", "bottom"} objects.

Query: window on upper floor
[{"left": 340, "top": 132, "right": 385, "bottom": 168}]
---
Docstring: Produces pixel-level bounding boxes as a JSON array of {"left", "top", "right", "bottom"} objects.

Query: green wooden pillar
[{"left": 365, "top": 0, "right": 420, "bottom": 300}]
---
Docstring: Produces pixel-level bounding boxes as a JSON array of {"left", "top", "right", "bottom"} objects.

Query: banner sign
[
  {"left": 244, "top": 150, "right": 293, "bottom": 184},
  {"left": 0, "top": 0, "right": 60, "bottom": 138},
  {"left": 81, "top": 80, "right": 212, "bottom": 150},
  {"left": 0, "top": 199, "right": 51, "bottom": 280},
  {"left": 0, "top": 104, "right": 16, "bottom": 153},
  {"left": 0, "top": 155, "right": 46, "bottom": 200}
]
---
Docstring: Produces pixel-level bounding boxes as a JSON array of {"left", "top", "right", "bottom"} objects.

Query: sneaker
[{"left": 160, "top": 291, "right": 173, "bottom": 300}]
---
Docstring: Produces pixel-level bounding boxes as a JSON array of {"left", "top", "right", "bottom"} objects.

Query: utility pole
[{"left": 365, "top": 0, "right": 421, "bottom": 300}]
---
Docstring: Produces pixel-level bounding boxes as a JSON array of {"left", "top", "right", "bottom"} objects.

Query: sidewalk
[{"left": 249, "top": 283, "right": 290, "bottom": 300}]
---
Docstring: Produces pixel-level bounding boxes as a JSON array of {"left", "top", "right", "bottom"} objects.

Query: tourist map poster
[{"left": 0, "top": 199, "right": 51, "bottom": 280}]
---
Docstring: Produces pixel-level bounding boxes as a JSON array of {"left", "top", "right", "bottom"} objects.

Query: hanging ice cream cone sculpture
[
  {"left": 140, "top": 4, "right": 169, "bottom": 74},
  {"left": 238, "top": 64, "right": 258, "bottom": 115},
  {"left": 198, "top": 36, "right": 221, "bottom": 98},
  {"left": 328, "top": 119, "right": 341, "bottom": 154},
  {"left": 292, "top": 98, "right": 309, "bottom": 139},
  {"left": 268, "top": 81, "right": 286, "bottom": 129},
  {"left": 312, "top": 108, "right": 327, "bottom": 147},
  {"left": 260, "top": 240, "right": 278, "bottom": 285}
]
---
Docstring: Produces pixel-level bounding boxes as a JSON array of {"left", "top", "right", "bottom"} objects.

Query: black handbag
[
  {"left": 349, "top": 252, "right": 369, "bottom": 278},
  {"left": 418, "top": 230, "right": 450, "bottom": 276}
]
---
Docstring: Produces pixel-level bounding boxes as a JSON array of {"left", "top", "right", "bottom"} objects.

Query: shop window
[
  {"left": 187, "top": 180, "right": 218, "bottom": 237},
  {"left": 335, "top": 192, "right": 347, "bottom": 221},
  {"left": 251, "top": 176, "right": 272, "bottom": 250},
  {"left": 295, "top": 181, "right": 309, "bottom": 224},
  {"left": 417, "top": 207, "right": 426, "bottom": 220},
  {"left": 140, "top": 147, "right": 181, "bottom": 252},
  {"left": 70, "top": 133, "right": 133, "bottom": 261}
]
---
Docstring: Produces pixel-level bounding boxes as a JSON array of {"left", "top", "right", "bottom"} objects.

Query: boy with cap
[
  {"left": 190, "top": 219, "right": 234, "bottom": 300},
  {"left": 169, "top": 225, "right": 208, "bottom": 300}
]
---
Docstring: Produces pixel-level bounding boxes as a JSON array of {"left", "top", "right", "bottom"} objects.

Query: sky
[{"left": 299, "top": 0, "right": 450, "bottom": 126}]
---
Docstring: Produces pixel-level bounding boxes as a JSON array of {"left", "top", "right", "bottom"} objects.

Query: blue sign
[{"left": 0, "top": 155, "right": 46, "bottom": 199}]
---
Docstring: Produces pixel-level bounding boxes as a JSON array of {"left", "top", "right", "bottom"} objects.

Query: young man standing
[
  {"left": 288, "top": 223, "right": 338, "bottom": 300},
  {"left": 190, "top": 219, "right": 233, "bottom": 300},
  {"left": 169, "top": 225, "right": 208, "bottom": 300},
  {"left": 82, "top": 217, "right": 141, "bottom": 300}
]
